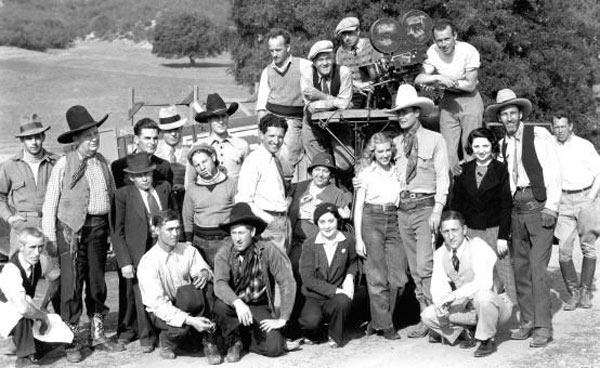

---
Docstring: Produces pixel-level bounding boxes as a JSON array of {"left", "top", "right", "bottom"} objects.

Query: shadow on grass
[{"left": 161, "top": 62, "right": 231, "bottom": 68}]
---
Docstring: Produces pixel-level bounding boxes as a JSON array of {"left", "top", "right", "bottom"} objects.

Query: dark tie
[
  {"left": 147, "top": 191, "right": 161, "bottom": 219},
  {"left": 404, "top": 131, "right": 418, "bottom": 184},
  {"left": 70, "top": 156, "right": 90, "bottom": 189},
  {"left": 451, "top": 250, "right": 460, "bottom": 272},
  {"left": 321, "top": 77, "right": 330, "bottom": 95},
  {"left": 272, "top": 154, "right": 291, "bottom": 196}
]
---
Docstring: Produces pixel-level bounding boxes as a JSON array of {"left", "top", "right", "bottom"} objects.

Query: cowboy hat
[
  {"left": 123, "top": 152, "right": 156, "bottom": 174},
  {"left": 57, "top": 105, "right": 108, "bottom": 144},
  {"left": 308, "top": 152, "right": 337, "bottom": 174},
  {"left": 308, "top": 40, "right": 334, "bottom": 60},
  {"left": 194, "top": 93, "right": 239, "bottom": 123},
  {"left": 483, "top": 89, "right": 532, "bottom": 121},
  {"left": 158, "top": 105, "right": 187, "bottom": 130},
  {"left": 15, "top": 113, "right": 50, "bottom": 138},
  {"left": 219, "top": 202, "right": 267, "bottom": 236},
  {"left": 387, "top": 84, "right": 435, "bottom": 115}
]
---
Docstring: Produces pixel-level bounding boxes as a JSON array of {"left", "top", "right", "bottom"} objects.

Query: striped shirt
[{"left": 137, "top": 243, "right": 212, "bottom": 327}]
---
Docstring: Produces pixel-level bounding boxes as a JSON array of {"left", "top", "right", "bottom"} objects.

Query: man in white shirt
[
  {"left": 485, "top": 89, "right": 561, "bottom": 348},
  {"left": 415, "top": 19, "right": 484, "bottom": 172},
  {"left": 422, "top": 211, "right": 512, "bottom": 357},
  {"left": 551, "top": 112, "right": 600, "bottom": 310},
  {"left": 236, "top": 114, "right": 291, "bottom": 254},
  {"left": 137, "top": 210, "right": 219, "bottom": 363}
]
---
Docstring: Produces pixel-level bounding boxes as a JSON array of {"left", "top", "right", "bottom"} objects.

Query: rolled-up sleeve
[{"left": 256, "top": 67, "right": 270, "bottom": 112}]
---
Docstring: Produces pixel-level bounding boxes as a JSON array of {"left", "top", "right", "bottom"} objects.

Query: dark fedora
[
  {"left": 308, "top": 152, "right": 337, "bottom": 174},
  {"left": 195, "top": 93, "right": 239, "bottom": 123},
  {"left": 219, "top": 202, "right": 267, "bottom": 236},
  {"left": 57, "top": 105, "right": 108, "bottom": 144},
  {"left": 123, "top": 152, "right": 156, "bottom": 174},
  {"left": 15, "top": 113, "right": 50, "bottom": 138},
  {"left": 174, "top": 284, "right": 207, "bottom": 316}
]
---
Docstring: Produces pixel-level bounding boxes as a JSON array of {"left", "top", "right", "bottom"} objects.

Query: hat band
[
  {"left": 159, "top": 115, "right": 182, "bottom": 125},
  {"left": 20, "top": 121, "right": 44, "bottom": 133}
]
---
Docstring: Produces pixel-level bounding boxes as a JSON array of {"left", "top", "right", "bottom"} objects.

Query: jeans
[
  {"left": 362, "top": 205, "right": 408, "bottom": 330},
  {"left": 555, "top": 191, "right": 596, "bottom": 261},
  {"left": 260, "top": 214, "right": 291, "bottom": 255},
  {"left": 192, "top": 235, "right": 231, "bottom": 269}
]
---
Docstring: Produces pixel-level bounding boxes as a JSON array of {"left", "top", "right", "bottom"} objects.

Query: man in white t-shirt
[{"left": 415, "top": 19, "right": 484, "bottom": 173}]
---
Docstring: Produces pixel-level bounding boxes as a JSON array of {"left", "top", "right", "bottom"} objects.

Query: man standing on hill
[
  {"left": 42, "top": 105, "right": 124, "bottom": 363},
  {"left": 256, "top": 28, "right": 312, "bottom": 179},
  {"left": 415, "top": 19, "right": 484, "bottom": 173},
  {"left": 0, "top": 114, "right": 58, "bottom": 259}
]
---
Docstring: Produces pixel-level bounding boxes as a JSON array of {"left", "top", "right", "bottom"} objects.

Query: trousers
[{"left": 299, "top": 294, "right": 352, "bottom": 345}]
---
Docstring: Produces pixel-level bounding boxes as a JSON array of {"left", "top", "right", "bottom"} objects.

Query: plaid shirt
[{"left": 42, "top": 153, "right": 115, "bottom": 241}]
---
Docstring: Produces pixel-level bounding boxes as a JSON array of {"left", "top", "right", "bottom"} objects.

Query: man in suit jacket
[
  {"left": 298, "top": 203, "right": 357, "bottom": 348},
  {"left": 112, "top": 118, "right": 173, "bottom": 189},
  {"left": 111, "top": 153, "right": 172, "bottom": 352}
]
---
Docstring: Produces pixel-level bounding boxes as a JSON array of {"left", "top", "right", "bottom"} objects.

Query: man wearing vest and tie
[
  {"left": 421, "top": 211, "right": 513, "bottom": 357},
  {"left": 111, "top": 152, "right": 173, "bottom": 352},
  {"left": 484, "top": 89, "right": 561, "bottom": 348},
  {"left": 300, "top": 40, "right": 354, "bottom": 175}
]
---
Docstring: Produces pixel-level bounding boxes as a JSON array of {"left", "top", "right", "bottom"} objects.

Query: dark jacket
[
  {"left": 111, "top": 182, "right": 172, "bottom": 268},
  {"left": 111, "top": 154, "right": 173, "bottom": 189},
  {"left": 213, "top": 240, "right": 296, "bottom": 320},
  {"left": 452, "top": 159, "right": 512, "bottom": 241},
  {"left": 299, "top": 232, "right": 357, "bottom": 301}
]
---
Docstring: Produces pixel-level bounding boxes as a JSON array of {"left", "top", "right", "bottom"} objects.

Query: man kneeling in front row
[
  {"left": 137, "top": 210, "right": 221, "bottom": 364},
  {"left": 422, "top": 211, "right": 513, "bottom": 357},
  {"left": 213, "top": 202, "right": 296, "bottom": 362}
]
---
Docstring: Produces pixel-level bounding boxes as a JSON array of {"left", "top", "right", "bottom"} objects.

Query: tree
[
  {"left": 229, "top": 0, "right": 599, "bottom": 137},
  {"left": 152, "top": 11, "right": 224, "bottom": 64}
]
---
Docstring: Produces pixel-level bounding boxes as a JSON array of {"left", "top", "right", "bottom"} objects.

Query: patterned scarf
[{"left": 231, "top": 243, "right": 266, "bottom": 304}]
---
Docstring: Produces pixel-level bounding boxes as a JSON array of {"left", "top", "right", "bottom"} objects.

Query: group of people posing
[{"left": 0, "top": 15, "right": 599, "bottom": 367}]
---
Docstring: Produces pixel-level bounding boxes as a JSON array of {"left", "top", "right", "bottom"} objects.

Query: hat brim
[
  {"left": 57, "top": 114, "right": 108, "bottom": 144},
  {"left": 219, "top": 215, "right": 267, "bottom": 236},
  {"left": 483, "top": 99, "right": 532, "bottom": 122},
  {"left": 336, "top": 26, "right": 358, "bottom": 35},
  {"left": 308, "top": 162, "right": 337, "bottom": 174},
  {"left": 194, "top": 103, "right": 239, "bottom": 123},
  {"left": 159, "top": 118, "right": 187, "bottom": 131},
  {"left": 309, "top": 48, "right": 334, "bottom": 61},
  {"left": 387, "top": 98, "right": 435, "bottom": 116},
  {"left": 15, "top": 125, "right": 50, "bottom": 138},
  {"left": 123, "top": 163, "right": 156, "bottom": 175}
]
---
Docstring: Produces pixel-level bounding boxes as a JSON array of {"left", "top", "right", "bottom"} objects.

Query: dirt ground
[{"left": 1, "top": 245, "right": 599, "bottom": 368}]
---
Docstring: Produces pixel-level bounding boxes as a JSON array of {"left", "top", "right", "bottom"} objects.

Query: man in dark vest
[
  {"left": 484, "top": 89, "right": 561, "bottom": 348},
  {"left": 300, "top": 40, "right": 354, "bottom": 175},
  {"left": 256, "top": 28, "right": 312, "bottom": 180},
  {"left": 42, "top": 105, "right": 125, "bottom": 363}
]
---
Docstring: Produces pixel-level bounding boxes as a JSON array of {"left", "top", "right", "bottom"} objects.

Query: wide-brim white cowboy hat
[
  {"left": 484, "top": 88, "right": 532, "bottom": 121},
  {"left": 387, "top": 84, "right": 435, "bottom": 115},
  {"left": 158, "top": 105, "right": 187, "bottom": 130}
]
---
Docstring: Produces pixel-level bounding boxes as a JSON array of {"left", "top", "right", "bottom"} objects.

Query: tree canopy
[{"left": 228, "top": 0, "right": 599, "bottom": 137}]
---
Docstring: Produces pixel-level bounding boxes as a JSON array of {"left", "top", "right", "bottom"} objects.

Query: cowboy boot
[
  {"left": 65, "top": 323, "right": 83, "bottom": 363},
  {"left": 407, "top": 299, "right": 430, "bottom": 338},
  {"left": 579, "top": 257, "right": 597, "bottom": 309},
  {"left": 90, "top": 313, "right": 125, "bottom": 352},
  {"left": 203, "top": 332, "right": 222, "bottom": 365},
  {"left": 559, "top": 260, "right": 580, "bottom": 311}
]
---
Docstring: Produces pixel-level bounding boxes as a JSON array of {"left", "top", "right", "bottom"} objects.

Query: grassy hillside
[{"left": 0, "top": 0, "right": 232, "bottom": 50}]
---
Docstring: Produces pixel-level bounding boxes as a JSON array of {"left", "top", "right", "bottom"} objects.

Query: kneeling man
[
  {"left": 213, "top": 202, "right": 296, "bottom": 362},
  {"left": 137, "top": 210, "right": 221, "bottom": 363},
  {"left": 422, "top": 211, "right": 512, "bottom": 357}
]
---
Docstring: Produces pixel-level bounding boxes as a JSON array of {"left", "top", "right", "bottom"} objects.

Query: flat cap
[
  {"left": 335, "top": 17, "right": 359, "bottom": 35},
  {"left": 308, "top": 40, "right": 334, "bottom": 60}
]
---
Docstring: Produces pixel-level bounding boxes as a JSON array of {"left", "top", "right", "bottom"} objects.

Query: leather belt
[
  {"left": 515, "top": 186, "right": 531, "bottom": 191},
  {"left": 400, "top": 191, "right": 435, "bottom": 199},
  {"left": 364, "top": 203, "right": 397, "bottom": 212},
  {"left": 264, "top": 210, "right": 287, "bottom": 217},
  {"left": 562, "top": 185, "right": 592, "bottom": 194},
  {"left": 17, "top": 211, "right": 42, "bottom": 218}
]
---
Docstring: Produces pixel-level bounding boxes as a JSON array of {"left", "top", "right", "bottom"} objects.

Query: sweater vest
[
  {"left": 57, "top": 151, "right": 113, "bottom": 232},
  {"left": 312, "top": 64, "right": 342, "bottom": 97},
  {"left": 0, "top": 254, "right": 41, "bottom": 302},
  {"left": 265, "top": 57, "right": 305, "bottom": 118},
  {"left": 442, "top": 242, "right": 475, "bottom": 291}
]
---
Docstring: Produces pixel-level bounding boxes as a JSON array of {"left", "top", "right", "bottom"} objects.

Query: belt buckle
[
  {"left": 409, "top": 193, "right": 417, "bottom": 199},
  {"left": 526, "top": 201, "right": 537, "bottom": 211}
]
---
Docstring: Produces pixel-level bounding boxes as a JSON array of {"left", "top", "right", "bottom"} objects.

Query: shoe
[
  {"left": 365, "top": 323, "right": 377, "bottom": 336},
  {"left": 560, "top": 260, "right": 580, "bottom": 311},
  {"left": 203, "top": 340, "right": 222, "bottom": 365},
  {"left": 579, "top": 287, "right": 593, "bottom": 309},
  {"left": 160, "top": 345, "right": 176, "bottom": 359},
  {"left": 529, "top": 328, "right": 553, "bottom": 348},
  {"left": 225, "top": 340, "right": 242, "bottom": 363},
  {"left": 428, "top": 330, "right": 442, "bottom": 344},
  {"left": 563, "top": 288, "right": 581, "bottom": 311},
  {"left": 459, "top": 329, "right": 476, "bottom": 349},
  {"left": 328, "top": 337, "right": 339, "bottom": 349},
  {"left": 510, "top": 323, "right": 534, "bottom": 340},
  {"left": 407, "top": 321, "right": 428, "bottom": 338},
  {"left": 382, "top": 328, "right": 401, "bottom": 341},
  {"left": 65, "top": 342, "right": 83, "bottom": 363},
  {"left": 474, "top": 339, "right": 496, "bottom": 357},
  {"left": 90, "top": 313, "right": 125, "bottom": 352},
  {"left": 140, "top": 345, "right": 155, "bottom": 354},
  {"left": 117, "top": 335, "right": 134, "bottom": 345},
  {"left": 284, "top": 338, "right": 303, "bottom": 351}
]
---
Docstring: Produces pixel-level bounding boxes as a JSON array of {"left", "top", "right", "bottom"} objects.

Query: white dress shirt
[{"left": 553, "top": 134, "right": 600, "bottom": 191}]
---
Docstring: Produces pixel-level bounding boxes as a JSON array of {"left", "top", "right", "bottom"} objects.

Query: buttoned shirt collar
[
  {"left": 208, "top": 132, "right": 232, "bottom": 144},
  {"left": 271, "top": 55, "right": 293, "bottom": 74},
  {"left": 12, "top": 148, "right": 53, "bottom": 163},
  {"left": 444, "top": 238, "right": 467, "bottom": 259},
  {"left": 17, "top": 253, "right": 33, "bottom": 278},
  {"left": 314, "top": 231, "right": 346, "bottom": 245}
]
